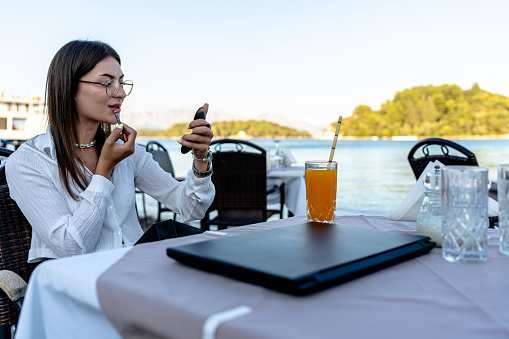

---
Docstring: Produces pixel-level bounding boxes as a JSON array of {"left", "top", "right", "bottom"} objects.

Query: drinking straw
[{"left": 328, "top": 116, "right": 343, "bottom": 169}]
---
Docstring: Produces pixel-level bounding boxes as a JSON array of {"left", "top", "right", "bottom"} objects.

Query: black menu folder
[{"left": 166, "top": 222, "right": 436, "bottom": 296}]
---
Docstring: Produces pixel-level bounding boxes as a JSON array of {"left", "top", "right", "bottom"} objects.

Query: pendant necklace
[{"left": 75, "top": 140, "right": 96, "bottom": 148}]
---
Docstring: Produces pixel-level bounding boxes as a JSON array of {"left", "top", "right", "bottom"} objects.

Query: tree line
[
  {"left": 144, "top": 119, "right": 310, "bottom": 138},
  {"left": 338, "top": 83, "right": 509, "bottom": 137}
]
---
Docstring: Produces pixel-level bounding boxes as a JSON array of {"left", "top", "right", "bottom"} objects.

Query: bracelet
[
  {"left": 192, "top": 151, "right": 213, "bottom": 163},
  {"left": 192, "top": 160, "right": 213, "bottom": 178}
]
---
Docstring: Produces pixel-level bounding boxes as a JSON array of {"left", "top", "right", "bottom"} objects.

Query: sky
[{"left": 2, "top": 0, "right": 509, "bottom": 134}]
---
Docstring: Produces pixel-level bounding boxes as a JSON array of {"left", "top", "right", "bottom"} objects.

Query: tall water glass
[
  {"left": 441, "top": 166, "right": 489, "bottom": 263},
  {"left": 305, "top": 161, "right": 337, "bottom": 223},
  {"left": 442, "top": 166, "right": 489, "bottom": 263},
  {"left": 498, "top": 164, "right": 509, "bottom": 256}
]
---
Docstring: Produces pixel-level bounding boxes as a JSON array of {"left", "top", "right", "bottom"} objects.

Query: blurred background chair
[
  {"left": 200, "top": 139, "right": 284, "bottom": 231},
  {"left": 135, "top": 186, "right": 148, "bottom": 228},
  {"left": 407, "top": 137, "right": 478, "bottom": 180},
  {"left": 407, "top": 138, "right": 499, "bottom": 227},
  {"left": 134, "top": 144, "right": 148, "bottom": 228},
  {"left": 0, "top": 150, "right": 38, "bottom": 338},
  {"left": 145, "top": 141, "right": 184, "bottom": 222}
]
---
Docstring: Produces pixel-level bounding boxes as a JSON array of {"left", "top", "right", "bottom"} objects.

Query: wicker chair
[
  {"left": 200, "top": 139, "right": 284, "bottom": 231},
  {"left": 146, "top": 141, "right": 185, "bottom": 222},
  {"left": 0, "top": 148, "right": 14, "bottom": 186},
  {"left": 0, "top": 183, "right": 37, "bottom": 338},
  {"left": 408, "top": 138, "right": 478, "bottom": 180}
]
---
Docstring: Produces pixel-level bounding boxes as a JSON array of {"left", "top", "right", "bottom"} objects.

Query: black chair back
[
  {"left": 210, "top": 140, "right": 267, "bottom": 212},
  {"left": 201, "top": 139, "right": 282, "bottom": 230},
  {"left": 408, "top": 138, "right": 478, "bottom": 179}
]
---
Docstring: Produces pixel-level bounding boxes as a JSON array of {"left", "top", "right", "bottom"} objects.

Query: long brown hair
[{"left": 45, "top": 40, "right": 121, "bottom": 200}]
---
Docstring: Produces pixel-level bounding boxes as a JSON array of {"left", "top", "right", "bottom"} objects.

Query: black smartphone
[
  {"left": 134, "top": 219, "right": 203, "bottom": 245},
  {"left": 181, "top": 106, "right": 208, "bottom": 154}
]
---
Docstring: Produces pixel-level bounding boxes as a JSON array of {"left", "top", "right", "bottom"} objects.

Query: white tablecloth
[
  {"left": 15, "top": 248, "right": 128, "bottom": 339},
  {"left": 267, "top": 167, "right": 306, "bottom": 215},
  {"left": 15, "top": 215, "right": 509, "bottom": 339}
]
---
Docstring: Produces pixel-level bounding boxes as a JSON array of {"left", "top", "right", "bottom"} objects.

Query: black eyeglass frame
[{"left": 78, "top": 79, "right": 133, "bottom": 97}]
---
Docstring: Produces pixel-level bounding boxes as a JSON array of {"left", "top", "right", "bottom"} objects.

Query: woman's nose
[{"left": 115, "top": 86, "right": 127, "bottom": 98}]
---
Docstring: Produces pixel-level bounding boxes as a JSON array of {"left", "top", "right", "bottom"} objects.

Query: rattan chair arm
[
  {"left": 0, "top": 166, "right": 6, "bottom": 186},
  {"left": 0, "top": 270, "right": 27, "bottom": 303},
  {"left": 0, "top": 147, "right": 14, "bottom": 157}
]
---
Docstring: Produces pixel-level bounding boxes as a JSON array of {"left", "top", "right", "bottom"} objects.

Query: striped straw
[{"left": 328, "top": 116, "right": 343, "bottom": 169}]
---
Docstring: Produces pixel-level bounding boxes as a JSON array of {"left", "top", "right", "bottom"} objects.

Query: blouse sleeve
[
  {"left": 132, "top": 145, "right": 215, "bottom": 222},
  {"left": 5, "top": 148, "right": 114, "bottom": 257}
]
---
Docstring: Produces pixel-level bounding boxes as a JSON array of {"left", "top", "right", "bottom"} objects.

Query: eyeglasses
[{"left": 78, "top": 79, "right": 133, "bottom": 97}]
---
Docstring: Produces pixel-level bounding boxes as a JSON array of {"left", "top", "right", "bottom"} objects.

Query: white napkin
[
  {"left": 389, "top": 161, "right": 498, "bottom": 222},
  {"left": 281, "top": 149, "right": 296, "bottom": 167},
  {"left": 488, "top": 196, "right": 499, "bottom": 217}
]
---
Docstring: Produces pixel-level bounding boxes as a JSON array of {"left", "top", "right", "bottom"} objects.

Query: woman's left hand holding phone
[{"left": 96, "top": 123, "right": 137, "bottom": 179}]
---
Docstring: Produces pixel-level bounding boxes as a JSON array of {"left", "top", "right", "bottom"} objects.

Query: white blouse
[{"left": 5, "top": 126, "right": 215, "bottom": 263}]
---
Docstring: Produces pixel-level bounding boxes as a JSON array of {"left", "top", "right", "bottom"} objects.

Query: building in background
[{"left": 0, "top": 92, "right": 46, "bottom": 146}]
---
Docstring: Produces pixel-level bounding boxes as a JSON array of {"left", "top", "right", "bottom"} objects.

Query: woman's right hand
[{"left": 96, "top": 124, "right": 137, "bottom": 179}]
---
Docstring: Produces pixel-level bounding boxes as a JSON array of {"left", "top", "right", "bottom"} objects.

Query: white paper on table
[
  {"left": 389, "top": 160, "right": 498, "bottom": 222},
  {"left": 281, "top": 149, "right": 296, "bottom": 167}
]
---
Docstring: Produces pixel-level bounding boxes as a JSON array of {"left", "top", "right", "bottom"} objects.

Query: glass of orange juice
[{"left": 305, "top": 160, "right": 337, "bottom": 223}]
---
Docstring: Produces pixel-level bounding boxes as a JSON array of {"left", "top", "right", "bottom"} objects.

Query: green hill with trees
[
  {"left": 338, "top": 84, "right": 509, "bottom": 137},
  {"left": 158, "top": 119, "right": 310, "bottom": 138}
]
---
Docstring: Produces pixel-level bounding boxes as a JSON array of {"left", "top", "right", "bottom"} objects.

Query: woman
[{"left": 5, "top": 40, "right": 215, "bottom": 263}]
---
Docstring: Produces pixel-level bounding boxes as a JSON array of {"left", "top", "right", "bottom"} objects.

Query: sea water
[{"left": 136, "top": 138, "right": 509, "bottom": 219}]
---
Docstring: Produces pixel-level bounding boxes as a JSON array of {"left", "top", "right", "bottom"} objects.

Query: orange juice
[{"left": 305, "top": 161, "right": 337, "bottom": 223}]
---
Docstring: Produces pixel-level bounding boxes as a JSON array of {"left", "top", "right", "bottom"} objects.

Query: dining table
[
  {"left": 14, "top": 214, "right": 509, "bottom": 339},
  {"left": 266, "top": 166, "right": 306, "bottom": 216}
]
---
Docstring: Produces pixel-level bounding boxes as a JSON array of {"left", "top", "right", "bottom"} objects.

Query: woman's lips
[{"left": 108, "top": 106, "right": 121, "bottom": 113}]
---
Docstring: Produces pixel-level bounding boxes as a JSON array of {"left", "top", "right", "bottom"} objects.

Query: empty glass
[
  {"left": 441, "top": 166, "right": 489, "bottom": 263},
  {"left": 269, "top": 140, "right": 284, "bottom": 169}
]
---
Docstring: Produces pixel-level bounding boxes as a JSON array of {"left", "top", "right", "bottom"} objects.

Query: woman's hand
[
  {"left": 96, "top": 124, "right": 137, "bottom": 179},
  {"left": 178, "top": 103, "right": 213, "bottom": 174},
  {"left": 180, "top": 103, "right": 214, "bottom": 159}
]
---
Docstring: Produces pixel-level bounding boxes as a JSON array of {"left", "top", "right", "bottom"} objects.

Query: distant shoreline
[
  {"left": 342, "top": 134, "right": 509, "bottom": 141},
  {"left": 137, "top": 134, "right": 509, "bottom": 141}
]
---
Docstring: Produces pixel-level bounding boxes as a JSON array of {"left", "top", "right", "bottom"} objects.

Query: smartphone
[{"left": 181, "top": 106, "right": 208, "bottom": 154}]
